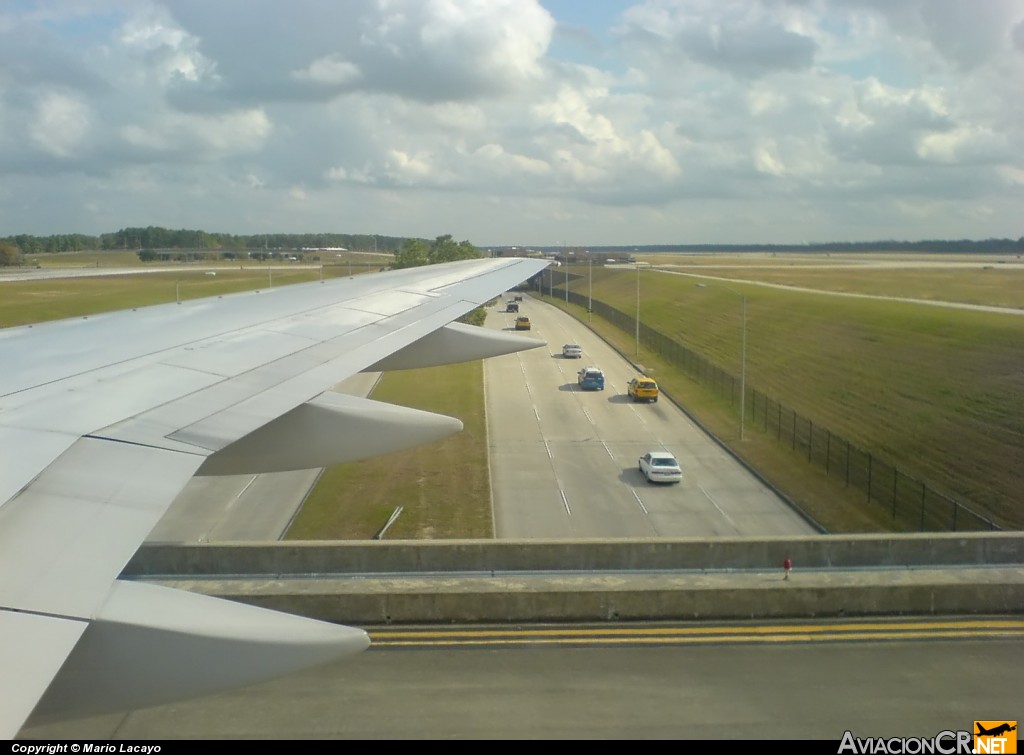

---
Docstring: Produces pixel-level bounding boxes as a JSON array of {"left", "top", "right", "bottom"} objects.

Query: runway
[{"left": 21, "top": 617, "right": 1021, "bottom": 739}]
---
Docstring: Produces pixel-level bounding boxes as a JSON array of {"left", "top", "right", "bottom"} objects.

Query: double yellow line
[{"left": 365, "top": 618, "right": 1024, "bottom": 648}]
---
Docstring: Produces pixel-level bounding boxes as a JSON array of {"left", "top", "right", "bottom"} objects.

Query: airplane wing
[{"left": 0, "top": 256, "right": 548, "bottom": 736}]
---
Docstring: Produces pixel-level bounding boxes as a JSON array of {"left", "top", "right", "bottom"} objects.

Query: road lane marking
[
  {"left": 561, "top": 489, "right": 571, "bottom": 515},
  {"left": 631, "top": 488, "right": 649, "bottom": 514},
  {"left": 699, "top": 485, "right": 738, "bottom": 531}
]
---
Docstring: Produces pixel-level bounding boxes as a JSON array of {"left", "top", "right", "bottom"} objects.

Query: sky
[{"left": 1, "top": 0, "right": 1023, "bottom": 246}]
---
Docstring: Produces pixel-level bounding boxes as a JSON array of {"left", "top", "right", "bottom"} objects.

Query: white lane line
[
  {"left": 582, "top": 407, "right": 593, "bottom": 424},
  {"left": 601, "top": 440, "right": 615, "bottom": 460},
  {"left": 561, "top": 489, "right": 572, "bottom": 516},
  {"left": 534, "top": 406, "right": 542, "bottom": 424},
  {"left": 631, "top": 488, "right": 649, "bottom": 514},
  {"left": 520, "top": 358, "right": 531, "bottom": 397},
  {"left": 544, "top": 440, "right": 553, "bottom": 459},
  {"left": 699, "top": 485, "right": 738, "bottom": 530}
]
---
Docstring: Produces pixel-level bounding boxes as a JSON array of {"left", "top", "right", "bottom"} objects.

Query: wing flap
[
  {"left": 0, "top": 611, "right": 87, "bottom": 739},
  {"left": 0, "top": 439, "right": 204, "bottom": 617}
]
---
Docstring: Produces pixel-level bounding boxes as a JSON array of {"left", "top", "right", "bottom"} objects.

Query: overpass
[{"left": 126, "top": 532, "right": 1023, "bottom": 624}]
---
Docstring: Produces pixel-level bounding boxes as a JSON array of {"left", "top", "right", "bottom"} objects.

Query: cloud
[
  {"left": 0, "top": 0, "right": 1020, "bottom": 244},
  {"left": 30, "top": 91, "right": 91, "bottom": 158}
]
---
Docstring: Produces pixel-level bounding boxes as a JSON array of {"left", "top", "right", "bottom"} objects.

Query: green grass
[
  {"left": 0, "top": 268, "right": 355, "bottom": 328},
  {"left": 661, "top": 264, "right": 1024, "bottom": 310},
  {"left": 285, "top": 360, "right": 492, "bottom": 540},
  {"left": 549, "top": 265, "right": 1024, "bottom": 530}
]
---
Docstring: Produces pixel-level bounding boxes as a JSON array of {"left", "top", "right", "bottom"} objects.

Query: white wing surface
[{"left": 0, "top": 257, "right": 548, "bottom": 735}]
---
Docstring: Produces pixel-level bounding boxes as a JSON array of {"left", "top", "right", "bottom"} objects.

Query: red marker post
[{"left": 783, "top": 558, "right": 792, "bottom": 581}]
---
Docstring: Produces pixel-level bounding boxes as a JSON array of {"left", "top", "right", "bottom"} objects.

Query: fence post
[
  {"left": 867, "top": 453, "right": 873, "bottom": 503},
  {"left": 826, "top": 431, "right": 831, "bottom": 474},
  {"left": 777, "top": 402, "right": 782, "bottom": 440},
  {"left": 845, "top": 441, "right": 850, "bottom": 487},
  {"left": 920, "top": 482, "right": 926, "bottom": 532},
  {"left": 808, "top": 419, "right": 813, "bottom": 462}
]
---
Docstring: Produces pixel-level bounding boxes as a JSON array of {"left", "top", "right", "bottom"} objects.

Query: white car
[
  {"left": 638, "top": 451, "right": 683, "bottom": 484},
  {"left": 562, "top": 343, "right": 582, "bottom": 359}
]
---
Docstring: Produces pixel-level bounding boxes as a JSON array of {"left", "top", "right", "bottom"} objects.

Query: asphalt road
[
  {"left": 21, "top": 618, "right": 1021, "bottom": 740},
  {"left": 486, "top": 295, "right": 815, "bottom": 538}
]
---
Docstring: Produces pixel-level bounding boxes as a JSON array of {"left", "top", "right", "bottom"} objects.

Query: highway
[{"left": 485, "top": 295, "right": 816, "bottom": 538}]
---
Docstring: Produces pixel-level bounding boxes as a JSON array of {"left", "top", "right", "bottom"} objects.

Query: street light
[
  {"left": 587, "top": 252, "right": 592, "bottom": 323},
  {"left": 696, "top": 283, "right": 747, "bottom": 441},
  {"left": 635, "top": 261, "right": 640, "bottom": 358},
  {"left": 565, "top": 249, "right": 569, "bottom": 303}
]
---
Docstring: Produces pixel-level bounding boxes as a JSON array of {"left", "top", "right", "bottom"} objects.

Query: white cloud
[
  {"left": 31, "top": 91, "right": 90, "bottom": 158},
  {"left": 292, "top": 55, "right": 362, "bottom": 86},
  {"left": 0, "top": 0, "right": 1020, "bottom": 243},
  {"left": 120, "top": 108, "right": 272, "bottom": 156}
]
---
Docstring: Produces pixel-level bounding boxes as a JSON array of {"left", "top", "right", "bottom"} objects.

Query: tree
[
  {"left": 429, "top": 234, "right": 480, "bottom": 264},
  {"left": 0, "top": 241, "right": 22, "bottom": 266},
  {"left": 393, "top": 235, "right": 482, "bottom": 269},
  {"left": 392, "top": 239, "right": 431, "bottom": 269}
]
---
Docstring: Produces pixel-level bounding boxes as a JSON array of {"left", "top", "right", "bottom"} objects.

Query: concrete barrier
[
  {"left": 126, "top": 533, "right": 1024, "bottom": 624},
  {"left": 130, "top": 532, "right": 1023, "bottom": 575}
]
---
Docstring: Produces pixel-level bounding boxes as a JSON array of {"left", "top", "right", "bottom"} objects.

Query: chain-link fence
[{"left": 538, "top": 273, "right": 1000, "bottom": 532}]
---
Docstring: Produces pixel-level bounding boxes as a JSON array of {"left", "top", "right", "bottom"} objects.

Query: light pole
[
  {"left": 696, "top": 283, "right": 747, "bottom": 441},
  {"left": 635, "top": 261, "right": 640, "bottom": 358},
  {"left": 587, "top": 253, "right": 592, "bottom": 323},
  {"left": 564, "top": 249, "right": 569, "bottom": 303}
]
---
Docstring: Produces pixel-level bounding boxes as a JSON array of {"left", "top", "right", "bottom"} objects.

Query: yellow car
[
  {"left": 627, "top": 376, "right": 659, "bottom": 403},
  {"left": 514, "top": 316, "right": 532, "bottom": 331}
]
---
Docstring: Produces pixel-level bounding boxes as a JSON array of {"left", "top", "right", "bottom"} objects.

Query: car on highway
[
  {"left": 638, "top": 451, "right": 683, "bottom": 484},
  {"left": 577, "top": 366, "right": 605, "bottom": 390},
  {"left": 562, "top": 343, "right": 583, "bottom": 359},
  {"left": 506, "top": 301, "right": 519, "bottom": 313},
  {"left": 627, "top": 376, "right": 659, "bottom": 403},
  {"left": 514, "top": 316, "right": 532, "bottom": 331}
]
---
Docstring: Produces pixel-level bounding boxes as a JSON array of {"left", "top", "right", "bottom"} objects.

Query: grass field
[
  {"left": 285, "top": 361, "right": 492, "bottom": 540},
  {"left": 0, "top": 265, "right": 376, "bottom": 328},
  {"left": 547, "top": 260, "right": 1024, "bottom": 530},
  {"left": 643, "top": 254, "right": 1024, "bottom": 309}
]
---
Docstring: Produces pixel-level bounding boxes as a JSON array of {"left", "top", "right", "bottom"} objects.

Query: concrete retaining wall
[
  {"left": 126, "top": 533, "right": 1024, "bottom": 624},
  {"left": 128, "top": 532, "right": 1023, "bottom": 576}
]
